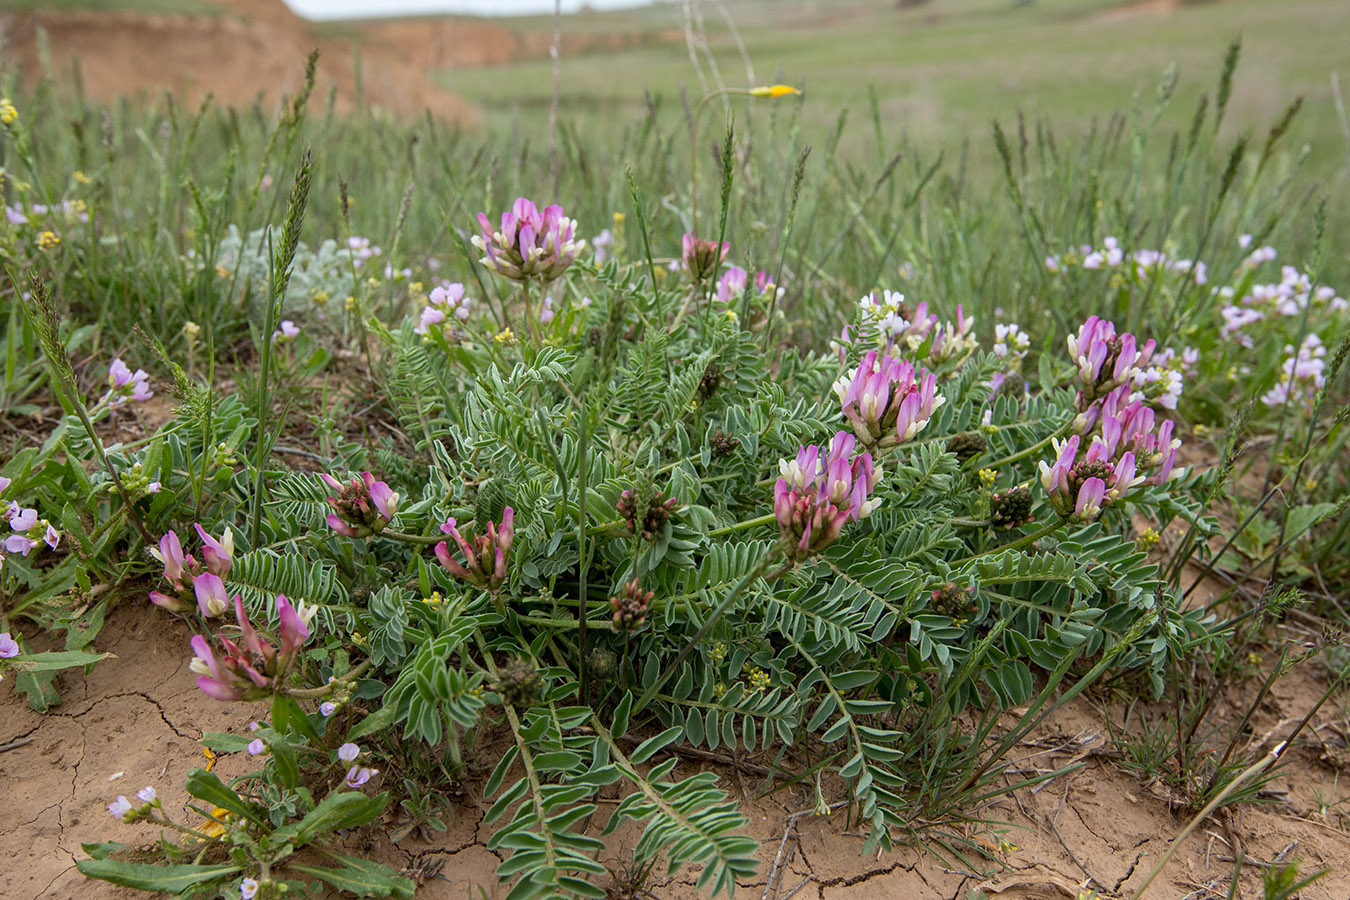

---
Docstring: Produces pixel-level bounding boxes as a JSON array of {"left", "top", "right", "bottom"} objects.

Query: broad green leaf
[
  {"left": 184, "top": 769, "right": 265, "bottom": 825},
  {"left": 292, "top": 852, "right": 414, "bottom": 899},
  {"left": 75, "top": 859, "right": 241, "bottom": 892}
]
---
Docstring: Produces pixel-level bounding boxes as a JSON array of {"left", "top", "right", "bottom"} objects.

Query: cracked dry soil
[{"left": 5, "top": 605, "right": 1350, "bottom": 900}]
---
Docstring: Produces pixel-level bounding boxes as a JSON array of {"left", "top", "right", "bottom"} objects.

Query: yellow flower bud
[{"left": 750, "top": 84, "right": 802, "bottom": 99}]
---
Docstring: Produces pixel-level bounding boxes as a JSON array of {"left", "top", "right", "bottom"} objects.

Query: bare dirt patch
[{"left": 5, "top": 602, "right": 1350, "bottom": 899}]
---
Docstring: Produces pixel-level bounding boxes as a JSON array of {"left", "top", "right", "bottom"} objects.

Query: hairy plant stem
[
  {"left": 379, "top": 529, "right": 445, "bottom": 546},
  {"left": 282, "top": 658, "right": 373, "bottom": 699},
  {"left": 708, "top": 512, "right": 777, "bottom": 538}
]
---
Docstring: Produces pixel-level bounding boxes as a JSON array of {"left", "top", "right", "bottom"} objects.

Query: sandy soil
[{"left": 4, "top": 601, "right": 1349, "bottom": 900}]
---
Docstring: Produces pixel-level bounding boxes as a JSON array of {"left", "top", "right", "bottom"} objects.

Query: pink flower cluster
[
  {"left": 435, "top": 507, "right": 514, "bottom": 591},
  {"left": 189, "top": 593, "right": 314, "bottom": 701},
  {"left": 148, "top": 524, "right": 236, "bottom": 615},
  {"left": 1038, "top": 434, "right": 1141, "bottom": 523},
  {"left": 682, "top": 233, "right": 729, "bottom": 283},
  {"left": 714, "top": 266, "right": 778, "bottom": 304},
  {"left": 1066, "top": 316, "right": 1156, "bottom": 407},
  {"left": 473, "top": 198, "right": 584, "bottom": 284},
  {"left": 320, "top": 472, "right": 399, "bottom": 538},
  {"left": 773, "top": 432, "right": 881, "bottom": 561},
  {"left": 835, "top": 349, "right": 945, "bottom": 452}
]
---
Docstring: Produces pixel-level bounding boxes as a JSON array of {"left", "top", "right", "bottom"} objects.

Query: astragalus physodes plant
[{"left": 86, "top": 187, "right": 1218, "bottom": 899}]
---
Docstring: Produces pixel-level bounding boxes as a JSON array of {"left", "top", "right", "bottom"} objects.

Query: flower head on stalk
[
  {"left": 189, "top": 594, "right": 315, "bottom": 702},
  {"left": 610, "top": 579, "right": 654, "bottom": 632},
  {"left": 682, "top": 233, "right": 729, "bottom": 283},
  {"left": 435, "top": 507, "right": 514, "bottom": 592},
  {"left": 4, "top": 500, "right": 59, "bottom": 559},
  {"left": 472, "top": 198, "right": 584, "bottom": 284},
  {"left": 1066, "top": 316, "right": 1155, "bottom": 408},
  {"left": 773, "top": 431, "right": 881, "bottom": 561},
  {"left": 320, "top": 472, "right": 399, "bottom": 538},
  {"left": 835, "top": 350, "right": 945, "bottom": 452},
  {"left": 1038, "top": 434, "right": 1142, "bottom": 522},
  {"left": 148, "top": 525, "right": 234, "bottom": 613},
  {"left": 617, "top": 488, "right": 679, "bottom": 541},
  {"left": 859, "top": 290, "right": 938, "bottom": 352}
]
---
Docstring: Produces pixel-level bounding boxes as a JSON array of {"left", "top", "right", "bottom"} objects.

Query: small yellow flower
[
  {"left": 612, "top": 212, "right": 625, "bottom": 225},
  {"left": 725, "top": 309, "right": 739, "bottom": 322},
  {"left": 422, "top": 591, "right": 443, "bottom": 605},
  {"left": 748, "top": 667, "right": 770, "bottom": 691},
  {"left": 0, "top": 98, "right": 17, "bottom": 125},
  {"left": 1108, "top": 273, "right": 1125, "bottom": 290},
  {"left": 344, "top": 296, "right": 357, "bottom": 311},
  {"left": 312, "top": 290, "right": 329, "bottom": 305},
  {"left": 409, "top": 281, "right": 424, "bottom": 295},
  {"left": 1302, "top": 477, "right": 1318, "bottom": 492},
  {"left": 351, "top": 631, "right": 367, "bottom": 646},
  {"left": 978, "top": 468, "right": 998, "bottom": 487},
  {"left": 203, "top": 746, "right": 217, "bottom": 772},
  {"left": 952, "top": 617, "right": 969, "bottom": 629},
  {"left": 708, "top": 641, "right": 728, "bottom": 663},
  {"left": 713, "top": 682, "right": 728, "bottom": 699},
  {"left": 1248, "top": 651, "right": 1262, "bottom": 666},
  {"left": 197, "top": 806, "right": 231, "bottom": 839},
  {"left": 750, "top": 84, "right": 802, "bottom": 99},
  {"left": 366, "top": 276, "right": 380, "bottom": 288},
  {"left": 1193, "top": 423, "right": 1211, "bottom": 438},
  {"left": 73, "top": 169, "right": 92, "bottom": 185},
  {"left": 38, "top": 230, "right": 61, "bottom": 250},
  {"left": 493, "top": 327, "right": 517, "bottom": 345},
  {"left": 1138, "top": 527, "right": 1161, "bottom": 548}
]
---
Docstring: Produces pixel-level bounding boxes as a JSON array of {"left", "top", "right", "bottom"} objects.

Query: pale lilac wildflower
[
  {"left": 320, "top": 701, "right": 338, "bottom": 717},
  {"left": 338, "top": 743, "right": 360, "bottom": 763},
  {"left": 993, "top": 322, "right": 1030, "bottom": 361},
  {"left": 247, "top": 738, "right": 265, "bottom": 756},
  {"left": 0, "top": 632, "right": 19, "bottom": 658},
  {"left": 345, "top": 766, "right": 378, "bottom": 788},
  {"left": 108, "top": 796, "right": 134, "bottom": 819},
  {"left": 103, "top": 358, "right": 153, "bottom": 410},
  {"left": 591, "top": 228, "right": 614, "bottom": 264},
  {"left": 539, "top": 295, "right": 556, "bottom": 324},
  {"left": 273, "top": 320, "right": 300, "bottom": 342},
  {"left": 1262, "top": 333, "right": 1327, "bottom": 408},
  {"left": 240, "top": 878, "right": 260, "bottom": 900},
  {"left": 137, "top": 786, "right": 157, "bottom": 804}
]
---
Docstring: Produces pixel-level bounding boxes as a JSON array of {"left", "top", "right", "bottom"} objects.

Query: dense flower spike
[
  {"left": 320, "top": 472, "right": 400, "bottom": 538},
  {"left": 681, "top": 233, "right": 730, "bottom": 283},
  {"left": 617, "top": 488, "right": 679, "bottom": 541},
  {"left": 415, "top": 281, "right": 472, "bottom": 336},
  {"left": 1067, "top": 316, "right": 1155, "bottom": 407},
  {"left": 472, "top": 197, "right": 584, "bottom": 283},
  {"left": 148, "top": 525, "right": 235, "bottom": 612},
  {"left": 1037, "top": 434, "right": 1142, "bottom": 522},
  {"left": 103, "top": 358, "right": 153, "bottom": 410},
  {"left": 989, "top": 484, "right": 1035, "bottom": 529},
  {"left": 189, "top": 594, "right": 315, "bottom": 701},
  {"left": 434, "top": 507, "right": 514, "bottom": 591},
  {"left": 610, "top": 579, "right": 654, "bottom": 632},
  {"left": 1092, "top": 386, "right": 1184, "bottom": 485},
  {"left": 835, "top": 350, "right": 946, "bottom": 452},
  {"left": 773, "top": 431, "right": 881, "bottom": 561}
]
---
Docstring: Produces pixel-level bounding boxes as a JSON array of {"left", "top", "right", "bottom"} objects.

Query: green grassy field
[{"left": 443, "top": 0, "right": 1350, "bottom": 167}]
